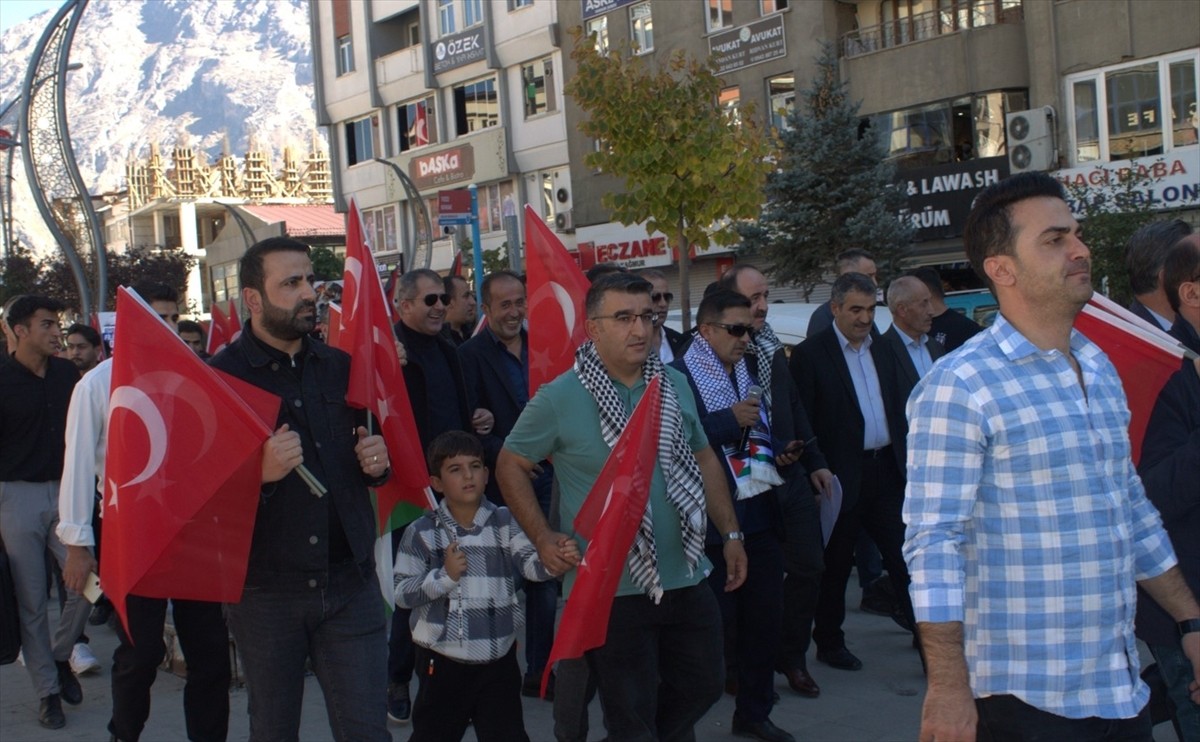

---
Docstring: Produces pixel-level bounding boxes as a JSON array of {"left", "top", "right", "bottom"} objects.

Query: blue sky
[{"left": 0, "top": 0, "right": 62, "bottom": 34}]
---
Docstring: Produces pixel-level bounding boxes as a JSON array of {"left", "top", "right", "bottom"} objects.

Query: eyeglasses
[
  {"left": 707, "top": 322, "right": 753, "bottom": 338},
  {"left": 651, "top": 292, "right": 674, "bottom": 304},
  {"left": 590, "top": 312, "right": 660, "bottom": 327},
  {"left": 421, "top": 293, "right": 452, "bottom": 307}
]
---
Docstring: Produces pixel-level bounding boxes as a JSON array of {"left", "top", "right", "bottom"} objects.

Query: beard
[{"left": 260, "top": 295, "right": 317, "bottom": 340}]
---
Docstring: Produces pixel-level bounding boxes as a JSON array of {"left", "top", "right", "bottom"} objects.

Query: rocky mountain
[{"left": 0, "top": 0, "right": 323, "bottom": 256}]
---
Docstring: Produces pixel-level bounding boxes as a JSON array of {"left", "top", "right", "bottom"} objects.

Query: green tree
[
  {"left": 566, "top": 30, "right": 773, "bottom": 328},
  {"left": 739, "top": 44, "right": 913, "bottom": 299},
  {"left": 482, "top": 243, "right": 510, "bottom": 276},
  {"left": 39, "top": 245, "right": 193, "bottom": 313},
  {"left": 0, "top": 244, "right": 43, "bottom": 306},
  {"left": 1063, "top": 162, "right": 1160, "bottom": 306},
  {"left": 311, "top": 246, "right": 345, "bottom": 281}
]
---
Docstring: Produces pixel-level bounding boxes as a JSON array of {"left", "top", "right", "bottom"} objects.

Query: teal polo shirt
[{"left": 503, "top": 366, "right": 712, "bottom": 599}]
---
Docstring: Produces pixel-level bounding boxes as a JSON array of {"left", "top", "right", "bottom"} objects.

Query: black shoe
[
  {"left": 56, "top": 660, "right": 83, "bottom": 705},
  {"left": 816, "top": 647, "right": 863, "bottom": 671},
  {"left": 859, "top": 575, "right": 899, "bottom": 616},
  {"left": 386, "top": 681, "right": 410, "bottom": 724},
  {"left": 522, "top": 671, "right": 555, "bottom": 701},
  {"left": 89, "top": 600, "right": 113, "bottom": 627},
  {"left": 732, "top": 713, "right": 796, "bottom": 742},
  {"left": 39, "top": 694, "right": 65, "bottom": 729}
]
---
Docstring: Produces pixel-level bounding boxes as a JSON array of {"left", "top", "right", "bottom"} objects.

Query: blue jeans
[
  {"left": 225, "top": 565, "right": 389, "bottom": 742},
  {"left": 976, "top": 694, "right": 1152, "bottom": 741},
  {"left": 1149, "top": 641, "right": 1200, "bottom": 741},
  {"left": 586, "top": 583, "right": 723, "bottom": 742}
]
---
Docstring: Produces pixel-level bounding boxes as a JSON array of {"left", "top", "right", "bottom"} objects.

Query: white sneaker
[
  {"left": 70, "top": 642, "right": 101, "bottom": 675},
  {"left": 15, "top": 649, "right": 24, "bottom": 666}
]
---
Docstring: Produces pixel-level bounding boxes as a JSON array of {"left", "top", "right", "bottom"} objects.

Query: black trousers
[
  {"left": 976, "top": 695, "right": 1153, "bottom": 741},
  {"left": 813, "top": 451, "right": 915, "bottom": 652},
  {"left": 777, "top": 477, "right": 824, "bottom": 670},
  {"left": 109, "top": 595, "right": 230, "bottom": 742},
  {"left": 409, "top": 644, "right": 528, "bottom": 742}
]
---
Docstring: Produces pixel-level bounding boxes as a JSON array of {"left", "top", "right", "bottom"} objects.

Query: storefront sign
[
  {"left": 437, "top": 189, "right": 472, "bottom": 226},
  {"left": 1054, "top": 152, "right": 1200, "bottom": 214},
  {"left": 897, "top": 156, "right": 1009, "bottom": 241},
  {"left": 430, "top": 27, "right": 486, "bottom": 74},
  {"left": 576, "top": 223, "right": 673, "bottom": 270},
  {"left": 708, "top": 15, "right": 787, "bottom": 75},
  {"left": 409, "top": 144, "right": 475, "bottom": 191},
  {"left": 581, "top": 0, "right": 639, "bottom": 21}
]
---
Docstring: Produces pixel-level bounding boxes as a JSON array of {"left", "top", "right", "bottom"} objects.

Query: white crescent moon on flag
[
  {"left": 344, "top": 256, "right": 363, "bottom": 322},
  {"left": 109, "top": 385, "right": 168, "bottom": 488},
  {"left": 549, "top": 282, "right": 575, "bottom": 340},
  {"left": 139, "top": 371, "right": 217, "bottom": 463}
]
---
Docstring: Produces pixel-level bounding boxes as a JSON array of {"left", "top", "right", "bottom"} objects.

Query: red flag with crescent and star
[
  {"left": 540, "top": 376, "right": 663, "bottom": 697},
  {"left": 101, "top": 287, "right": 281, "bottom": 634},
  {"left": 524, "top": 204, "right": 589, "bottom": 397},
  {"left": 337, "top": 200, "right": 432, "bottom": 529},
  {"left": 206, "top": 302, "right": 230, "bottom": 357}
]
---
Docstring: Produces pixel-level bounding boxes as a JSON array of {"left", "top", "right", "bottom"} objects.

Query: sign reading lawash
[
  {"left": 708, "top": 15, "right": 786, "bottom": 75},
  {"left": 431, "top": 27, "right": 486, "bottom": 74}
]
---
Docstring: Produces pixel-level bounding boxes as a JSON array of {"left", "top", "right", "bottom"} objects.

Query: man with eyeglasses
[
  {"left": 720, "top": 263, "right": 832, "bottom": 699},
  {"left": 671, "top": 289, "right": 799, "bottom": 742},
  {"left": 640, "top": 269, "right": 687, "bottom": 362},
  {"left": 388, "top": 267, "right": 494, "bottom": 722},
  {"left": 499, "top": 272, "right": 747, "bottom": 742}
]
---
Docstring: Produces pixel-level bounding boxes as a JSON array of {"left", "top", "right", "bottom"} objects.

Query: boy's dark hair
[
  {"left": 240, "top": 238, "right": 311, "bottom": 294},
  {"left": 481, "top": 270, "right": 524, "bottom": 305},
  {"left": 963, "top": 172, "right": 1067, "bottom": 291},
  {"left": 427, "top": 430, "right": 485, "bottom": 475},
  {"left": 130, "top": 282, "right": 179, "bottom": 304},
  {"left": 177, "top": 319, "right": 206, "bottom": 338},
  {"left": 64, "top": 323, "right": 101, "bottom": 346},
  {"left": 696, "top": 289, "right": 751, "bottom": 325},
  {"left": 1162, "top": 239, "right": 1200, "bottom": 313},
  {"left": 6, "top": 295, "right": 65, "bottom": 328},
  {"left": 585, "top": 272, "right": 652, "bottom": 317}
]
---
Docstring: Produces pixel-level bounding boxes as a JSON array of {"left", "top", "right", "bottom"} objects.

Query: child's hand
[
  {"left": 546, "top": 538, "right": 581, "bottom": 577},
  {"left": 444, "top": 542, "right": 467, "bottom": 581}
]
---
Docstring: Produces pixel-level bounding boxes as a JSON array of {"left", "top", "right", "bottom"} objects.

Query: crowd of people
[{"left": 1, "top": 171, "right": 1198, "bottom": 742}]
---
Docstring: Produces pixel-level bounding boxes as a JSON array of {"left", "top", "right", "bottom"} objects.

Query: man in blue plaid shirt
[{"left": 903, "top": 172, "right": 1200, "bottom": 741}]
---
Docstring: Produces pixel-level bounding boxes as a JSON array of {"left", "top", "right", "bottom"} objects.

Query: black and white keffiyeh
[
  {"left": 745, "top": 320, "right": 783, "bottom": 397},
  {"left": 574, "top": 340, "right": 706, "bottom": 603}
]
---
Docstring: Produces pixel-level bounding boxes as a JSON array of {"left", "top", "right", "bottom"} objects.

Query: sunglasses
[
  {"left": 652, "top": 292, "right": 674, "bottom": 303},
  {"left": 708, "top": 322, "right": 753, "bottom": 338},
  {"left": 421, "top": 293, "right": 452, "bottom": 307}
]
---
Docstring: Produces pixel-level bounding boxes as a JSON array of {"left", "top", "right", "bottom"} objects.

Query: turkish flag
[
  {"left": 339, "top": 200, "right": 432, "bottom": 529},
  {"left": 325, "top": 302, "right": 343, "bottom": 348},
  {"left": 525, "top": 204, "right": 589, "bottom": 397},
  {"left": 101, "top": 287, "right": 280, "bottom": 634},
  {"left": 227, "top": 300, "right": 243, "bottom": 343},
  {"left": 540, "top": 376, "right": 663, "bottom": 696},
  {"left": 206, "top": 302, "right": 230, "bottom": 357},
  {"left": 1075, "top": 299, "right": 1185, "bottom": 465},
  {"left": 411, "top": 102, "right": 429, "bottom": 147}
]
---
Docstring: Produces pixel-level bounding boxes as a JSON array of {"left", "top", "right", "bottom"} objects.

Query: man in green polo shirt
[{"left": 498, "top": 272, "right": 747, "bottom": 741}]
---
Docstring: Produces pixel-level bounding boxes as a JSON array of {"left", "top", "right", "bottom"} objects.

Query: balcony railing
[{"left": 841, "top": 2, "right": 1024, "bottom": 59}]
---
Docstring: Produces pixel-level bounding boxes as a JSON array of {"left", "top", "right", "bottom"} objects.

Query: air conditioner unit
[
  {"left": 1005, "top": 106, "right": 1056, "bottom": 173},
  {"left": 554, "top": 210, "right": 574, "bottom": 233}
]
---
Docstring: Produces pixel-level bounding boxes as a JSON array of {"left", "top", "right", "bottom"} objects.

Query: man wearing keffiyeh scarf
[{"left": 497, "top": 272, "right": 747, "bottom": 742}]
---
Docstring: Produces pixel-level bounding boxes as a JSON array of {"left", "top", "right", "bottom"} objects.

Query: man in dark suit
[
  {"left": 806, "top": 249, "right": 878, "bottom": 338},
  {"left": 1161, "top": 233, "right": 1200, "bottom": 354},
  {"left": 908, "top": 267, "right": 982, "bottom": 352},
  {"left": 881, "top": 276, "right": 945, "bottom": 408},
  {"left": 1126, "top": 219, "right": 1193, "bottom": 332},
  {"left": 457, "top": 270, "right": 558, "bottom": 698},
  {"left": 789, "top": 272, "right": 916, "bottom": 672}
]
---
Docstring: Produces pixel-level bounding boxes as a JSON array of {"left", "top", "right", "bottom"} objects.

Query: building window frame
[
  {"left": 1065, "top": 50, "right": 1199, "bottom": 166},
  {"left": 452, "top": 75, "right": 500, "bottom": 137},
  {"left": 345, "top": 114, "right": 379, "bottom": 167},
  {"left": 508, "top": 0, "right": 534, "bottom": 9},
  {"left": 630, "top": 2, "right": 654, "bottom": 55},
  {"left": 707, "top": 0, "right": 735, "bottom": 32},
  {"left": 585, "top": 15, "right": 609, "bottom": 55},
  {"left": 438, "top": 0, "right": 456, "bottom": 36},
  {"left": 398, "top": 96, "right": 438, "bottom": 152},
  {"left": 760, "top": 0, "right": 789, "bottom": 14},
  {"left": 522, "top": 58, "right": 557, "bottom": 118},
  {"left": 766, "top": 74, "right": 795, "bottom": 132},
  {"left": 336, "top": 34, "right": 354, "bottom": 76}
]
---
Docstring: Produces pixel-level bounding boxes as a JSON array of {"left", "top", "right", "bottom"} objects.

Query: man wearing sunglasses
[{"left": 640, "top": 269, "right": 687, "bottom": 362}]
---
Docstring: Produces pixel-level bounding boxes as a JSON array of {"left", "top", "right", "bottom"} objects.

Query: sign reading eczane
[
  {"left": 430, "top": 27, "right": 486, "bottom": 74},
  {"left": 708, "top": 15, "right": 787, "bottom": 75}
]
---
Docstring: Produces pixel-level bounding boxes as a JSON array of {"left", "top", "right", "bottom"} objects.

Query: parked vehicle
[
  {"left": 944, "top": 289, "right": 998, "bottom": 327},
  {"left": 665, "top": 302, "right": 894, "bottom": 354}
]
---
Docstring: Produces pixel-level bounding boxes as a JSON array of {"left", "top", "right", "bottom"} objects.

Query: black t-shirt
[
  {"left": 0, "top": 354, "right": 80, "bottom": 481},
  {"left": 930, "top": 309, "right": 983, "bottom": 352}
]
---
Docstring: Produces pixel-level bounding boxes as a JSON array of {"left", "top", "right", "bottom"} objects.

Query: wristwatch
[
  {"left": 1179, "top": 618, "right": 1200, "bottom": 637},
  {"left": 723, "top": 531, "right": 745, "bottom": 543}
]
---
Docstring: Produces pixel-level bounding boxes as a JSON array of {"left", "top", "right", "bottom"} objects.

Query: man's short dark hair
[
  {"left": 585, "top": 272, "right": 652, "bottom": 317},
  {"left": 836, "top": 249, "right": 875, "bottom": 273},
  {"left": 586, "top": 263, "right": 627, "bottom": 284},
  {"left": 481, "top": 270, "right": 523, "bottom": 305},
  {"left": 963, "top": 172, "right": 1067, "bottom": 291},
  {"left": 6, "top": 295, "right": 65, "bottom": 328},
  {"left": 1125, "top": 219, "right": 1193, "bottom": 296},
  {"left": 397, "top": 268, "right": 443, "bottom": 302},
  {"left": 64, "top": 323, "right": 101, "bottom": 347},
  {"left": 130, "top": 281, "right": 180, "bottom": 305},
  {"left": 177, "top": 319, "right": 206, "bottom": 338},
  {"left": 907, "top": 266, "right": 947, "bottom": 300},
  {"left": 831, "top": 272, "right": 877, "bottom": 306},
  {"left": 427, "top": 430, "right": 485, "bottom": 475},
  {"left": 696, "top": 290, "right": 751, "bottom": 325},
  {"left": 239, "top": 238, "right": 311, "bottom": 294},
  {"left": 717, "top": 263, "right": 762, "bottom": 293},
  {"left": 444, "top": 274, "right": 469, "bottom": 294},
  {"left": 1162, "top": 239, "right": 1200, "bottom": 314}
]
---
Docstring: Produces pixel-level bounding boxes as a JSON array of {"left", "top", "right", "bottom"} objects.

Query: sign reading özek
[
  {"left": 431, "top": 27, "right": 486, "bottom": 74},
  {"left": 708, "top": 14, "right": 787, "bottom": 75}
]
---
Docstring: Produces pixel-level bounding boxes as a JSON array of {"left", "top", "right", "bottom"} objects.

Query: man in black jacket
[{"left": 210, "top": 238, "right": 392, "bottom": 741}]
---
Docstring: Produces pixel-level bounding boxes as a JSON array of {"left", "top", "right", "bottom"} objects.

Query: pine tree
[{"left": 740, "top": 44, "right": 912, "bottom": 298}]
